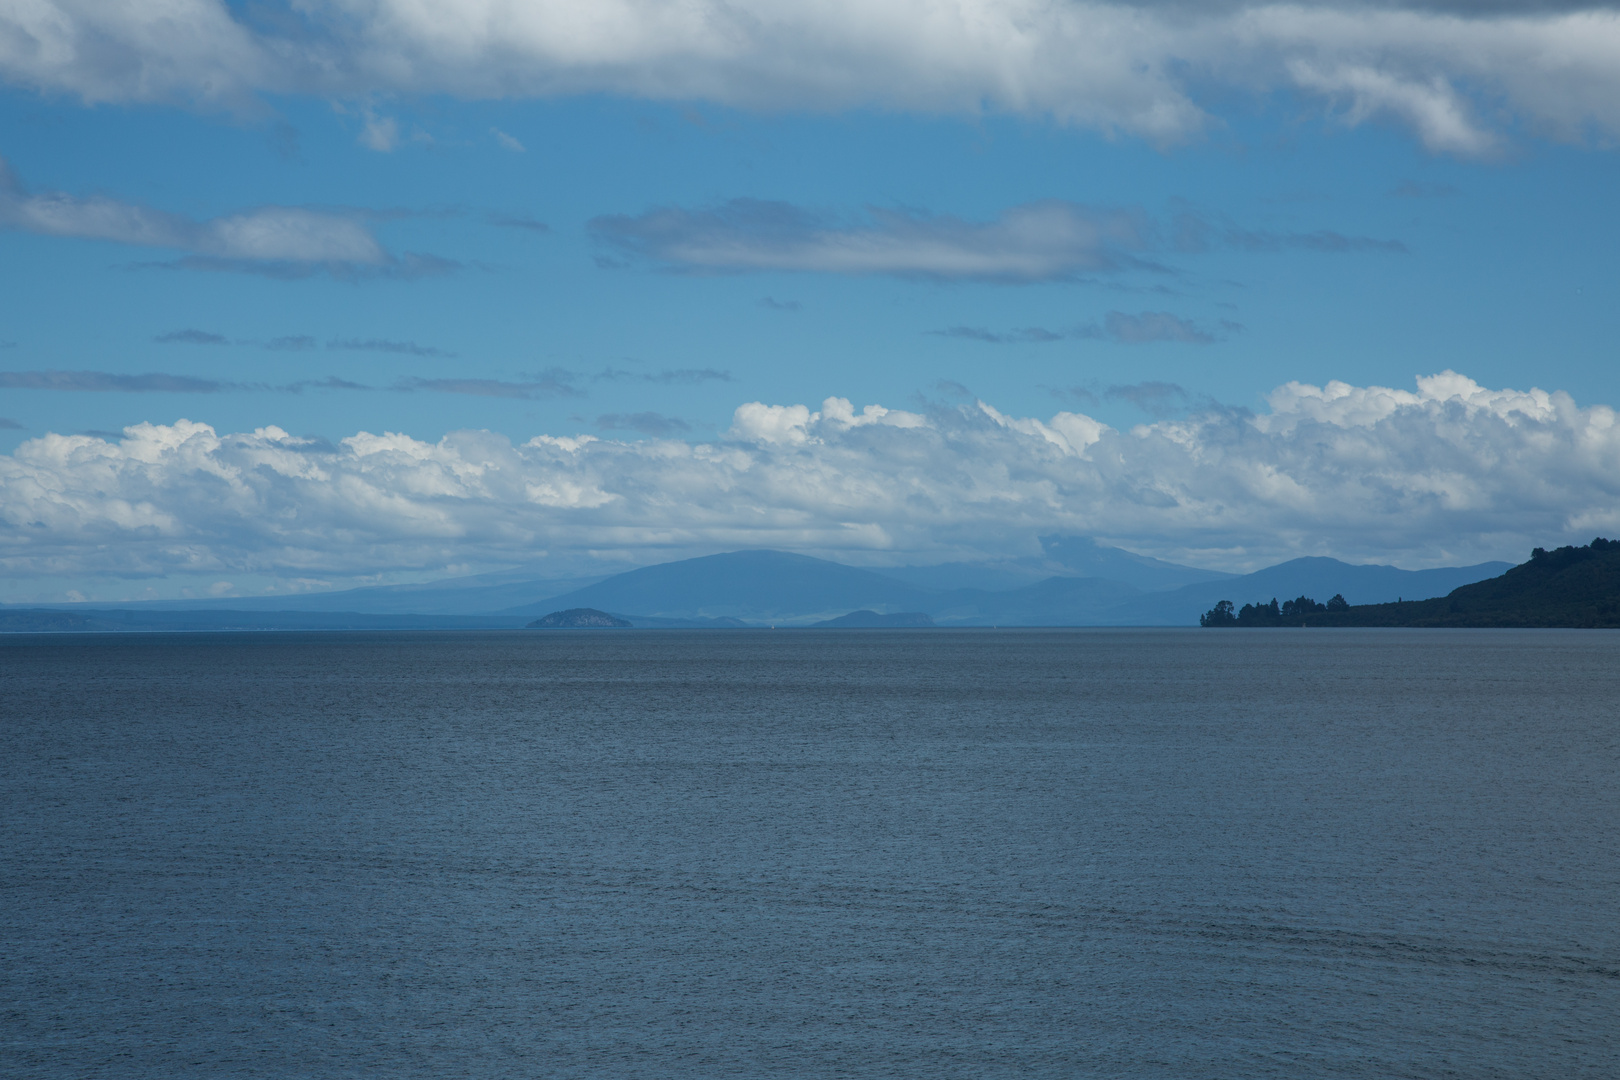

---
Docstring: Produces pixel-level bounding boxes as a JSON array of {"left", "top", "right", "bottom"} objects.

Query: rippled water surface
[{"left": 3, "top": 629, "right": 1618, "bottom": 1078}]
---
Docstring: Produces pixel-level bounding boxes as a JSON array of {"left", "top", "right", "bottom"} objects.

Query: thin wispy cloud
[
  {"left": 486, "top": 212, "right": 548, "bottom": 233},
  {"left": 1045, "top": 381, "right": 1197, "bottom": 416},
  {"left": 596, "top": 367, "right": 733, "bottom": 385},
  {"left": 328, "top": 338, "right": 458, "bottom": 358},
  {"left": 153, "top": 251, "right": 459, "bottom": 281},
  {"left": 266, "top": 335, "right": 317, "bottom": 351},
  {"left": 929, "top": 326, "right": 1064, "bottom": 344},
  {"left": 0, "top": 367, "right": 603, "bottom": 400},
  {"left": 759, "top": 296, "right": 801, "bottom": 312},
  {"left": 286, "top": 376, "right": 372, "bottom": 393},
  {"left": 0, "top": 370, "right": 234, "bottom": 393},
  {"left": 1105, "top": 381, "right": 1192, "bottom": 417},
  {"left": 596, "top": 197, "right": 1404, "bottom": 282},
  {"left": 491, "top": 128, "right": 525, "bottom": 152},
  {"left": 0, "top": 416, "right": 22, "bottom": 429},
  {"left": 1171, "top": 211, "right": 1407, "bottom": 255},
  {"left": 154, "top": 329, "right": 228, "bottom": 345},
  {"left": 931, "top": 311, "right": 1238, "bottom": 345},
  {"left": 647, "top": 368, "right": 732, "bottom": 385},
  {"left": 0, "top": 155, "right": 445, "bottom": 278},
  {"left": 394, "top": 371, "right": 581, "bottom": 399},
  {"left": 1390, "top": 180, "right": 1461, "bottom": 199},
  {"left": 591, "top": 199, "right": 1156, "bottom": 282},
  {"left": 1090, "top": 311, "right": 1224, "bottom": 345},
  {"left": 597, "top": 412, "right": 693, "bottom": 437}
]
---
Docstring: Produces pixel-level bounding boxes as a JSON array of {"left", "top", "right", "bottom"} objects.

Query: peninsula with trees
[{"left": 1200, "top": 539, "right": 1620, "bottom": 628}]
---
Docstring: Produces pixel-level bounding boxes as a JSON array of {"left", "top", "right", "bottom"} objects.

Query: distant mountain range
[
  {"left": 2, "top": 541, "right": 1514, "bottom": 631},
  {"left": 506, "top": 549, "right": 1508, "bottom": 627}
]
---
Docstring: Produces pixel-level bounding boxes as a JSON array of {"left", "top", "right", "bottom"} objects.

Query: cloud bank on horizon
[
  {"left": 4, "top": 372, "right": 1615, "bottom": 597},
  {"left": 3, "top": 1, "right": 1619, "bottom": 601},
  {"left": 5, "top": 0, "right": 1620, "bottom": 153}
]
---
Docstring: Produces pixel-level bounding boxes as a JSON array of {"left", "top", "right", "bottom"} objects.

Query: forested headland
[{"left": 1200, "top": 539, "right": 1620, "bottom": 628}]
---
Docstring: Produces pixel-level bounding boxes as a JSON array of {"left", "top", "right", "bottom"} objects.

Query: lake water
[{"left": 3, "top": 629, "right": 1617, "bottom": 1078}]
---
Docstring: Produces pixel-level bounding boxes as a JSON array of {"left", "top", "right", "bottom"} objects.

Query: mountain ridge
[{"left": 3, "top": 547, "right": 1514, "bottom": 629}]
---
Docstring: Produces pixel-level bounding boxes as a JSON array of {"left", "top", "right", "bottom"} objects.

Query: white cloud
[
  {"left": 0, "top": 0, "right": 273, "bottom": 110},
  {"left": 491, "top": 127, "right": 525, "bottom": 152},
  {"left": 359, "top": 112, "right": 400, "bottom": 151},
  {"left": 3, "top": 374, "right": 1618, "bottom": 591},
  {"left": 0, "top": 154, "right": 389, "bottom": 269},
  {"left": 4, "top": 2, "right": 1620, "bottom": 152}
]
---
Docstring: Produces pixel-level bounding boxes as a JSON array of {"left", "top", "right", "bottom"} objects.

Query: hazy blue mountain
[
  {"left": 1106, "top": 557, "right": 1515, "bottom": 626},
  {"left": 1038, "top": 535, "right": 1235, "bottom": 591},
  {"left": 810, "top": 610, "right": 935, "bottom": 628},
  {"left": 504, "top": 549, "right": 1152, "bottom": 627},
  {"left": 501, "top": 550, "right": 944, "bottom": 622},
  {"left": 879, "top": 537, "right": 1232, "bottom": 594},
  {"left": 874, "top": 562, "right": 1054, "bottom": 592},
  {"left": 619, "top": 615, "right": 753, "bottom": 629},
  {"left": 11, "top": 547, "right": 1516, "bottom": 630},
  {"left": 935, "top": 576, "right": 1145, "bottom": 626}
]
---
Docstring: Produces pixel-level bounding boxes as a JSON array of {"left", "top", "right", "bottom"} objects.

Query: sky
[{"left": 2, "top": 0, "right": 1620, "bottom": 603}]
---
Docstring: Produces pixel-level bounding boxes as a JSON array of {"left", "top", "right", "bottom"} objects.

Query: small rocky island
[{"left": 527, "top": 608, "right": 633, "bottom": 628}]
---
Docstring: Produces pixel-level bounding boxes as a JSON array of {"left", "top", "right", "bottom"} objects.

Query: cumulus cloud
[
  {"left": 591, "top": 199, "right": 1155, "bottom": 281},
  {"left": 6, "top": 2, "right": 1620, "bottom": 152},
  {"left": 4, "top": 372, "right": 1612, "bottom": 583},
  {"left": 0, "top": 154, "right": 438, "bottom": 276}
]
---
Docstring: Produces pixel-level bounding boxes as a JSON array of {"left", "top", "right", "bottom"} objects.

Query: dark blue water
[{"left": 3, "top": 629, "right": 1617, "bottom": 1078}]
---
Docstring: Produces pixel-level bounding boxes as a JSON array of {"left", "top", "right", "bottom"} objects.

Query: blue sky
[{"left": 3, "top": 1, "right": 1620, "bottom": 601}]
